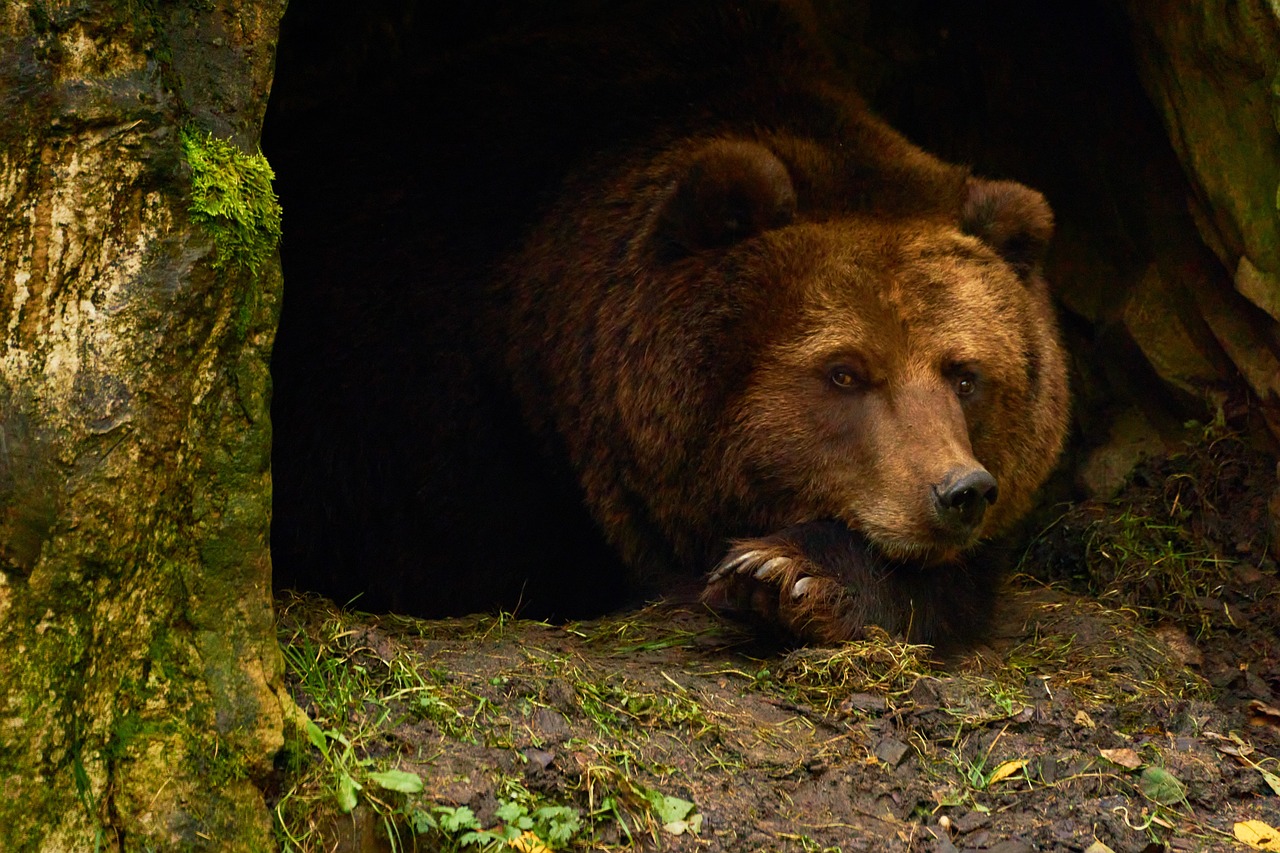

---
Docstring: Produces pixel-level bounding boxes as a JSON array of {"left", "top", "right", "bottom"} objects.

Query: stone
[
  {"left": 1128, "top": 0, "right": 1280, "bottom": 436},
  {"left": 1120, "top": 263, "right": 1228, "bottom": 401},
  {"left": 1236, "top": 255, "right": 1280, "bottom": 323},
  {"left": 1129, "top": 0, "right": 1280, "bottom": 277},
  {"left": 1077, "top": 407, "right": 1170, "bottom": 499}
]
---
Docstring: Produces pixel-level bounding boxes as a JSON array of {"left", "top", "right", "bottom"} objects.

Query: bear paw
[
  {"left": 701, "top": 521, "right": 1004, "bottom": 652},
  {"left": 701, "top": 535, "right": 863, "bottom": 645}
]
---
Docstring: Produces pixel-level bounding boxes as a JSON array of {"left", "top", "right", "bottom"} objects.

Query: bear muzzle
[{"left": 930, "top": 466, "right": 999, "bottom": 540}]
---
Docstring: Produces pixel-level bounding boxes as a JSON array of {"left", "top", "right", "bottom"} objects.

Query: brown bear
[
  {"left": 483, "top": 8, "right": 1068, "bottom": 650},
  {"left": 498, "top": 132, "right": 1067, "bottom": 648},
  {"left": 269, "top": 0, "right": 1069, "bottom": 651}
]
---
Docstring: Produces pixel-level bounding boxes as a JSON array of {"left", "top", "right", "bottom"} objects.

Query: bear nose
[{"left": 933, "top": 467, "right": 999, "bottom": 534}]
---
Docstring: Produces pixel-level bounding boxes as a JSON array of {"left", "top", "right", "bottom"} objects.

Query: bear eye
[
  {"left": 829, "top": 366, "right": 860, "bottom": 390},
  {"left": 953, "top": 372, "right": 979, "bottom": 398}
]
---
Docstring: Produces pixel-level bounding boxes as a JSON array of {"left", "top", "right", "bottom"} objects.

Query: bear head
[{"left": 648, "top": 137, "right": 1068, "bottom": 566}]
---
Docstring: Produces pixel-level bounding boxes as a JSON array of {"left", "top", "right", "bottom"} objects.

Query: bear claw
[
  {"left": 708, "top": 550, "right": 755, "bottom": 580},
  {"left": 754, "top": 555, "right": 791, "bottom": 579},
  {"left": 702, "top": 534, "right": 860, "bottom": 644}
]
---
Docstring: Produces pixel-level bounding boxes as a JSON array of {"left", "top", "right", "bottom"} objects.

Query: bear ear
[
  {"left": 961, "top": 178, "right": 1054, "bottom": 279},
  {"left": 653, "top": 139, "right": 797, "bottom": 260}
]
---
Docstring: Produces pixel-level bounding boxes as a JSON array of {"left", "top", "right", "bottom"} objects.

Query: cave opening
[{"left": 261, "top": 1, "right": 1220, "bottom": 619}]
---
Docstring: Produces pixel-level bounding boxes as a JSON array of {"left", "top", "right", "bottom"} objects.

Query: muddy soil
[{"left": 272, "top": 435, "right": 1280, "bottom": 852}]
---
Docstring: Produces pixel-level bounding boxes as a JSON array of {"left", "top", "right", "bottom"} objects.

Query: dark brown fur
[{"left": 493, "top": 10, "right": 1068, "bottom": 648}]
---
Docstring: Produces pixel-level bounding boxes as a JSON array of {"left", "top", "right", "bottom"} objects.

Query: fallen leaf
[
  {"left": 1209, "top": 731, "right": 1280, "bottom": 795},
  {"left": 987, "top": 759, "right": 1029, "bottom": 785},
  {"left": 1249, "top": 700, "right": 1280, "bottom": 734},
  {"left": 1260, "top": 767, "right": 1280, "bottom": 797},
  {"left": 663, "top": 812, "right": 703, "bottom": 836},
  {"left": 1250, "top": 700, "right": 1280, "bottom": 719},
  {"left": 1208, "top": 730, "right": 1258, "bottom": 761},
  {"left": 1099, "top": 748, "right": 1142, "bottom": 770},
  {"left": 1139, "top": 765, "right": 1187, "bottom": 805},
  {"left": 1235, "top": 819, "right": 1280, "bottom": 850},
  {"left": 647, "top": 791, "right": 695, "bottom": 825},
  {"left": 1084, "top": 840, "right": 1117, "bottom": 853},
  {"left": 509, "top": 831, "right": 552, "bottom": 853}
]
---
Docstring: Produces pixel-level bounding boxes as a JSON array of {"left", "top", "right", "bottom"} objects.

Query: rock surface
[{"left": 1129, "top": 0, "right": 1280, "bottom": 432}]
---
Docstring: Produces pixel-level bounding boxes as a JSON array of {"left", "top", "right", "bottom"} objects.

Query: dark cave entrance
[{"left": 261, "top": 0, "right": 1215, "bottom": 619}]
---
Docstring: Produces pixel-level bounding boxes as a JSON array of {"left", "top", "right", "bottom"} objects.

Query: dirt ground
[{"left": 271, "top": 431, "right": 1280, "bottom": 852}]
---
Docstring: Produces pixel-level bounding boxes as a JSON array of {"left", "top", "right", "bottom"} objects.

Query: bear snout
[{"left": 931, "top": 466, "right": 999, "bottom": 537}]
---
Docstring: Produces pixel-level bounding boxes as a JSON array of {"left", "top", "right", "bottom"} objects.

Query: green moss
[{"left": 181, "top": 128, "right": 282, "bottom": 276}]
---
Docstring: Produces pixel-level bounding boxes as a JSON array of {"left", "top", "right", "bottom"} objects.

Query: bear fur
[
  {"left": 270, "top": 0, "right": 1069, "bottom": 651},
  {"left": 499, "top": 136, "right": 1067, "bottom": 648}
]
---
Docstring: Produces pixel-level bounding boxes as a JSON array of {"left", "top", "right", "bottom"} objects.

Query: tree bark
[{"left": 1, "top": 1, "right": 288, "bottom": 848}]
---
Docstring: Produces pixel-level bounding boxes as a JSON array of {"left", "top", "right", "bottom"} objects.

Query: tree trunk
[{"left": 0, "top": 2, "right": 288, "bottom": 848}]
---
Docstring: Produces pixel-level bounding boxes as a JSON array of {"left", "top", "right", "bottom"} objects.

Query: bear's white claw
[
  {"left": 753, "top": 555, "right": 791, "bottom": 580},
  {"left": 710, "top": 550, "right": 756, "bottom": 580},
  {"left": 791, "top": 576, "right": 813, "bottom": 599}
]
